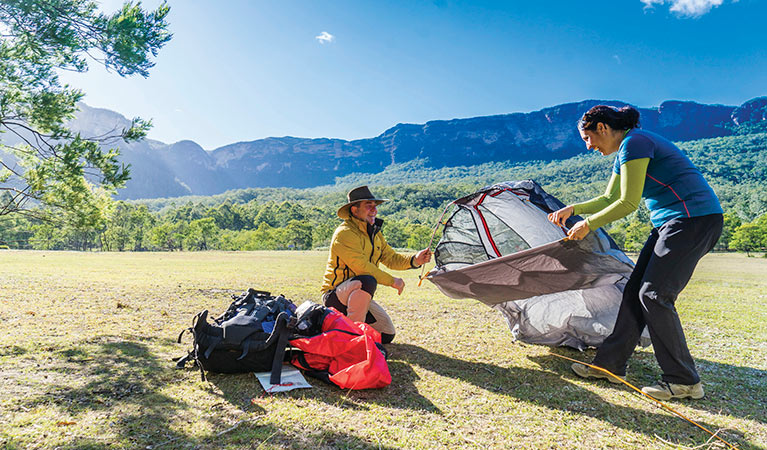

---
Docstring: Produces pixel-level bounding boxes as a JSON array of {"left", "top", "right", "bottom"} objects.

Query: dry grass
[{"left": 0, "top": 250, "right": 765, "bottom": 449}]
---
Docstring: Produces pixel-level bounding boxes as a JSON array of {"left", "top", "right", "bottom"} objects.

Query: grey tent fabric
[
  {"left": 427, "top": 180, "right": 637, "bottom": 349},
  {"left": 428, "top": 235, "right": 633, "bottom": 303},
  {"left": 492, "top": 285, "right": 627, "bottom": 349}
]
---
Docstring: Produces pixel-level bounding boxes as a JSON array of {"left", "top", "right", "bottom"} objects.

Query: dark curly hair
[{"left": 578, "top": 105, "right": 640, "bottom": 131}]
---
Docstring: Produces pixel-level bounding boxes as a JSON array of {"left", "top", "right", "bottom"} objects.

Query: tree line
[
  {"left": 0, "top": 192, "right": 438, "bottom": 252},
  {"left": 2, "top": 129, "right": 766, "bottom": 254},
  {"left": 1, "top": 183, "right": 765, "bottom": 255}
]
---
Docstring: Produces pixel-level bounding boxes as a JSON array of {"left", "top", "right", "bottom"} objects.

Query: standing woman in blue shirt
[{"left": 548, "top": 105, "right": 723, "bottom": 400}]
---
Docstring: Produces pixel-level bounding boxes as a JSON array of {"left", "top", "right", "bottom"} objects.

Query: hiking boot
[
  {"left": 571, "top": 363, "right": 625, "bottom": 384},
  {"left": 641, "top": 381, "right": 704, "bottom": 400}
]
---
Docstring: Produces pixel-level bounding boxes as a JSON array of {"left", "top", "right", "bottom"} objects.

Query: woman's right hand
[{"left": 548, "top": 205, "right": 574, "bottom": 227}]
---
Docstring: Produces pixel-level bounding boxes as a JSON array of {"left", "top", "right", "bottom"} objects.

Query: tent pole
[{"left": 418, "top": 201, "right": 454, "bottom": 287}]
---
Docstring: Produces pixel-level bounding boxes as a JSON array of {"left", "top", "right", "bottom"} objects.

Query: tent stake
[{"left": 549, "top": 352, "right": 739, "bottom": 450}]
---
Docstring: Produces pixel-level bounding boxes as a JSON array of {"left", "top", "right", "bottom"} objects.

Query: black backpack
[{"left": 175, "top": 289, "right": 297, "bottom": 384}]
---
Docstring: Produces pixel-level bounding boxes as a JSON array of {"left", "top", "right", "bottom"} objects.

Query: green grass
[{"left": 0, "top": 251, "right": 765, "bottom": 449}]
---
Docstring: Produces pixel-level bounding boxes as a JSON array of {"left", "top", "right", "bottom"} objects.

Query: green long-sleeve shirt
[{"left": 572, "top": 158, "right": 650, "bottom": 230}]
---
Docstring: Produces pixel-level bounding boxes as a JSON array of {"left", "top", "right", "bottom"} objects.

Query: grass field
[{"left": 1, "top": 251, "right": 765, "bottom": 450}]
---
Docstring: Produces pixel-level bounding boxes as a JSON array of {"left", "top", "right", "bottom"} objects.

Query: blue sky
[{"left": 59, "top": 0, "right": 767, "bottom": 150}]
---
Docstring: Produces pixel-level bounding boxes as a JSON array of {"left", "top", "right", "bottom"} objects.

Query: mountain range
[{"left": 6, "top": 97, "right": 767, "bottom": 199}]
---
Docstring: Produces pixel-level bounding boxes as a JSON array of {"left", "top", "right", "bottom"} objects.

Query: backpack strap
[
  {"left": 293, "top": 353, "right": 332, "bottom": 385},
  {"left": 174, "top": 351, "right": 194, "bottom": 369},
  {"left": 193, "top": 342, "right": 206, "bottom": 382},
  {"left": 174, "top": 318, "right": 199, "bottom": 370},
  {"left": 269, "top": 312, "right": 291, "bottom": 385},
  {"left": 191, "top": 310, "right": 223, "bottom": 361},
  {"left": 240, "top": 301, "right": 256, "bottom": 317},
  {"left": 249, "top": 288, "right": 271, "bottom": 297},
  {"left": 218, "top": 289, "right": 259, "bottom": 322},
  {"left": 253, "top": 300, "right": 274, "bottom": 322},
  {"left": 236, "top": 339, "right": 252, "bottom": 361},
  {"left": 177, "top": 328, "right": 186, "bottom": 344},
  {"left": 188, "top": 311, "right": 208, "bottom": 381}
]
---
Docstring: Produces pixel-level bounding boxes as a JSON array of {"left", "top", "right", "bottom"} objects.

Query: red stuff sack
[{"left": 289, "top": 308, "right": 391, "bottom": 390}]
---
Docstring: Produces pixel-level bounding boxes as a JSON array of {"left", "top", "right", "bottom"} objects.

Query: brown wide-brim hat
[{"left": 337, "top": 185, "right": 388, "bottom": 220}]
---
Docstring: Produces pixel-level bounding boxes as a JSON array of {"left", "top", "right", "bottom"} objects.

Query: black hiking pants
[{"left": 592, "top": 213, "right": 723, "bottom": 385}]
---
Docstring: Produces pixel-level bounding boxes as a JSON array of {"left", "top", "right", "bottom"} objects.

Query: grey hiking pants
[{"left": 592, "top": 213, "right": 723, "bottom": 385}]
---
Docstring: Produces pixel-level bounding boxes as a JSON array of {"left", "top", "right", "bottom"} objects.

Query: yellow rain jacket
[{"left": 321, "top": 216, "right": 418, "bottom": 293}]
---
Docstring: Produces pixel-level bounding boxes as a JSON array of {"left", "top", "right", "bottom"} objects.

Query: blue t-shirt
[{"left": 614, "top": 129, "right": 722, "bottom": 227}]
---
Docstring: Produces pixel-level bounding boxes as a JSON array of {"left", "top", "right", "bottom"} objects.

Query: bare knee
[
  {"left": 349, "top": 288, "right": 372, "bottom": 305},
  {"left": 346, "top": 289, "right": 372, "bottom": 323}
]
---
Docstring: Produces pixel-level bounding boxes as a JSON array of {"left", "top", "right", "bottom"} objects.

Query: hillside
[
  {"left": 2, "top": 132, "right": 764, "bottom": 252},
  {"left": 3, "top": 98, "right": 762, "bottom": 200},
  {"left": 116, "top": 96, "right": 767, "bottom": 199},
  {"left": 3, "top": 101, "right": 765, "bottom": 253},
  {"left": 138, "top": 132, "right": 767, "bottom": 222}
]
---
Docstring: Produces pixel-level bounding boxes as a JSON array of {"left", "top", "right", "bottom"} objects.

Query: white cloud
[
  {"left": 0, "top": 21, "right": 13, "bottom": 37},
  {"left": 640, "top": 0, "right": 725, "bottom": 17},
  {"left": 315, "top": 31, "right": 335, "bottom": 44},
  {"left": 613, "top": 55, "right": 622, "bottom": 65},
  {"left": 641, "top": 0, "right": 665, "bottom": 9}
]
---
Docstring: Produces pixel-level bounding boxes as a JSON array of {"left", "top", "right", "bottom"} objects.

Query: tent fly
[{"left": 427, "top": 180, "right": 638, "bottom": 350}]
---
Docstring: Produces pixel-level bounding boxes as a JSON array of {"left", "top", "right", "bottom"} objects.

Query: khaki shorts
[{"left": 322, "top": 286, "right": 395, "bottom": 336}]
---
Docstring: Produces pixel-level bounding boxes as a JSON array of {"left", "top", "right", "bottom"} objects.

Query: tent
[{"left": 426, "top": 180, "right": 637, "bottom": 349}]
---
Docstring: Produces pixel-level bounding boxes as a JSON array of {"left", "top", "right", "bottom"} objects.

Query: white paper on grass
[{"left": 254, "top": 365, "right": 312, "bottom": 393}]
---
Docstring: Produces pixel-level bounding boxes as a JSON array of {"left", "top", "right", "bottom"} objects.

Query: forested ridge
[{"left": 1, "top": 133, "right": 766, "bottom": 254}]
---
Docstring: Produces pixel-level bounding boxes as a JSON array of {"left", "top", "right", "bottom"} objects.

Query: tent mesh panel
[
  {"left": 435, "top": 204, "right": 532, "bottom": 267},
  {"left": 436, "top": 207, "right": 486, "bottom": 266},
  {"left": 475, "top": 205, "right": 530, "bottom": 255},
  {"left": 435, "top": 241, "right": 490, "bottom": 267}
]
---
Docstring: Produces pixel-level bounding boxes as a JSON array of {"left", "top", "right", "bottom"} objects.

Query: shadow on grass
[
  {"left": 50, "top": 424, "right": 401, "bottom": 450},
  {"left": 291, "top": 359, "right": 442, "bottom": 414},
  {"left": 601, "top": 348, "right": 767, "bottom": 426},
  {"left": 15, "top": 335, "right": 205, "bottom": 448},
  {"left": 366, "top": 359, "right": 442, "bottom": 413},
  {"left": 12, "top": 335, "right": 395, "bottom": 450},
  {"left": 209, "top": 357, "right": 442, "bottom": 415},
  {"left": 10, "top": 334, "right": 761, "bottom": 449},
  {"left": 0, "top": 345, "right": 27, "bottom": 357},
  {"left": 391, "top": 343, "right": 759, "bottom": 450},
  {"left": 35, "top": 422, "right": 400, "bottom": 450}
]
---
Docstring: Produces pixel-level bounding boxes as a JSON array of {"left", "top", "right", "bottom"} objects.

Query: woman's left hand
[{"left": 567, "top": 220, "right": 591, "bottom": 240}]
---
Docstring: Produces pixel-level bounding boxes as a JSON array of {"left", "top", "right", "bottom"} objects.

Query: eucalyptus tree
[{"left": 0, "top": 0, "right": 171, "bottom": 221}]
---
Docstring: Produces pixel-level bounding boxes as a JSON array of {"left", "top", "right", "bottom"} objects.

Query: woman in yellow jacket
[{"left": 321, "top": 186, "right": 432, "bottom": 344}]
